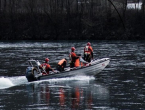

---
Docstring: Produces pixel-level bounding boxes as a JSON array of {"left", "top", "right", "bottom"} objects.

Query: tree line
[{"left": 0, "top": 0, "right": 145, "bottom": 40}]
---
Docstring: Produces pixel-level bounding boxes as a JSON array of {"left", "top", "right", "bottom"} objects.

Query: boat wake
[
  {"left": 0, "top": 76, "right": 28, "bottom": 89},
  {"left": 0, "top": 75, "right": 95, "bottom": 89},
  {"left": 30, "top": 75, "right": 95, "bottom": 85},
  {"left": 48, "top": 76, "right": 95, "bottom": 83}
]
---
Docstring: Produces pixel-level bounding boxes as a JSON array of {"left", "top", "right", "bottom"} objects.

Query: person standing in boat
[
  {"left": 57, "top": 58, "right": 67, "bottom": 72},
  {"left": 69, "top": 47, "right": 80, "bottom": 68},
  {"left": 39, "top": 58, "right": 55, "bottom": 75},
  {"left": 84, "top": 42, "right": 93, "bottom": 62}
]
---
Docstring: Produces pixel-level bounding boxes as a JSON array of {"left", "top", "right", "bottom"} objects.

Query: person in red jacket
[
  {"left": 69, "top": 47, "right": 80, "bottom": 68},
  {"left": 57, "top": 58, "right": 67, "bottom": 72},
  {"left": 39, "top": 58, "right": 54, "bottom": 75},
  {"left": 84, "top": 42, "right": 93, "bottom": 62}
]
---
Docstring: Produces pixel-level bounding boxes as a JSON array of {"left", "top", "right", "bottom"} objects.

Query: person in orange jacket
[
  {"left": 57, "top": 58, "right": 67, "bottom": 72},
  {"left": 39, "top": 58, "right": 54, "bottom": 75},
  {"left": 84, "top": 42, "right": 93, "bottom": 62},
  {"left": 69, "top": 47, "right": 80, "bottom": 68}
]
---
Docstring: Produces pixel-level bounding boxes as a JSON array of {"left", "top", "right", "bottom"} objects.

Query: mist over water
[{"left": 0, "top": 41, "right": 144, "bottom": 110}]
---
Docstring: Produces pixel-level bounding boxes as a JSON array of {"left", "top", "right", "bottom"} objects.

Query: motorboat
[{"left": 25, "top": 58, "right": 110, "bottom": 82}]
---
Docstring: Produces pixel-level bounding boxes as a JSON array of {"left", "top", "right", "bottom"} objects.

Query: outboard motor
[
  {"left": 25, "top": 59, "right": 42, "bottom": 82},
  {"left": 26, "top": 67, "right": 37, "bottom": 82}
]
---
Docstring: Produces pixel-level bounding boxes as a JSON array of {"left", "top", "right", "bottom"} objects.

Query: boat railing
[{"left": 27, "top": 59, "right": 42, "bottom": 74}]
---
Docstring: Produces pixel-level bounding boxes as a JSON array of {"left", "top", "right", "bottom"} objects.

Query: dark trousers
[
  {"left": 84, "top": 54, "right": 91, "bottom": 62},
  {"left": 70, "top": 62, "right": 75, "bottom": 68},
  {"left": 57, "top": 65, "right": 64, "bottom": 72}
]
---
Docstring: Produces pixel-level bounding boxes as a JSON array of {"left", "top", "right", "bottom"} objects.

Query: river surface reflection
[
  {"left": 26, "top": 77, "right": 110, "bottom": 110},
  {"left": 0, "top": 41, "right": 144, "bottom": 110}
]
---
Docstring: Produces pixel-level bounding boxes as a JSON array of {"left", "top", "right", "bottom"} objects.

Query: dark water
[{"left": 0, "top": 41, "right": 144, "bottom": 110}]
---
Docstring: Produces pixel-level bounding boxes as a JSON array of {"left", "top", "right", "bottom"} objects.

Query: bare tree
[
  {"left": 122, "top": 0, "right": 127, "bottom": 18},
  {"left": 90, "top": 0, "right": 94, "bottom": 17},
  {"left": 0, "top": 0, "right": 1, "bottom": 12},
  {"left": 26, "top": 0, "right": 36, "bottom": 13},
  {"left": 142, "top": 0, "right": 145, "bottom": 13},
  {"left": 4, "top": 0, "right": 7, "bottom": 12},
  {"left": 108, "top": 0, "right": 126, "bottom": 30}
]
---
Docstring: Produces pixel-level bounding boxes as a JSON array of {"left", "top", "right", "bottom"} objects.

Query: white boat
[{"left": 25, "top": 58, "right": 110, "bottom": 82}]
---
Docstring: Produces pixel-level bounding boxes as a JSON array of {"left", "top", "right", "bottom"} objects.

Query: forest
[{"left": 0, "top": 0, "right": 145, "bottom": 40}]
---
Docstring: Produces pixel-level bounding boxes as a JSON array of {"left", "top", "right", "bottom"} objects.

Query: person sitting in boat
[
  {"left": 84, "top": 42, "right": 93, "bottom": 62},
  {"left": 57, "top": 58, "right": 67, "bottom": 72},
  {"left": 39, "top": 58, "right": 55, "bottom": 75},
  {"left": 69, "top": 47, "right": 80, "bottom": 68}
]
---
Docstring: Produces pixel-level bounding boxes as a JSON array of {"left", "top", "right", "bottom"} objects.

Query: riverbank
[{"left": 0, "top": 9, "right": 145, "bottom": 40}]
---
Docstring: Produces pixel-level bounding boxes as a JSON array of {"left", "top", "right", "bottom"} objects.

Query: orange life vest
[
  {"left": 84, "top": 46, "right": 93, "bottom": 54},
  {"left": 70, "top": 52, "right": 77, "bottom": 62},
  {"left": 74, "top": 58, "right": 80, "bottom": 67},
  {"left": 40, "top": 63, "right": 50, "bottom": 74},
  {"left": 58, "top": 59, "right": 66, "bottom": 65},
  {"left": 69, "top": 52, "right": 80, "bottom": 67}
]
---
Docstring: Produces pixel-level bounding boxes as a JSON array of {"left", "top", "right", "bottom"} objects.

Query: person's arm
[
  {"left": 80, "top": 57, "right": 88, "bottom": 63},
  {"left": 75, "top": 56, "right": 80, "bottom": 59},
  {"left": 89, "top": 46, "right": 93, "bottom": 59},
  {"left": 46, "top": 64, "right": 55, "bottom": 72},
  {"left": 49, "top": 67, "right": 55, "bottom": 72},
  {"left": 89, "top": 46, "right": 93, "bottom": 52},
  {"left": 72, "top": 52, "right": 80, "bottom": 59}
]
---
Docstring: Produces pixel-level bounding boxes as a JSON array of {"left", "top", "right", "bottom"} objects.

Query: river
[{"left": 0, "top": 40, "right": 144, "bottom": 110}]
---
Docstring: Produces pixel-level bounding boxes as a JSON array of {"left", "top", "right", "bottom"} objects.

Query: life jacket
[
  {"left": 84, "top": 46, "right": 93, "bottom": 55},
  {"left": 74, "top": 58, "right": 80, "bottom": 67},
  {"left": 58, "top": 59, "right": 66, "bottom": 66},
  {"left": 70, "top": 52, "right": 76, "bottom": 62},
  {"left": 40, "top": 63, "right": 50, "bottom": 75},
  {"left": 69, "top": 52, "right": 80, "bottom": 67}
]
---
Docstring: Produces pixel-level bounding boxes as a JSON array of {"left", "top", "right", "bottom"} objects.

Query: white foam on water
[
  {"left": 0, "top": 75, "right": 95, "bottom": 89},
  {"left": 0, "top": 77, "right": 14, "bottom": 89},
  {"left": 8, "top": 76, "right": 28, "bottom": 85},
  {"left": 39, "top": 76, "right": 95, "bottom": 84},
  {"left": 0, "top": 76, "right": 28, "bottom": 89},
  {"left": 28, "top": 76, "right": 95, "bottom": 86}
]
